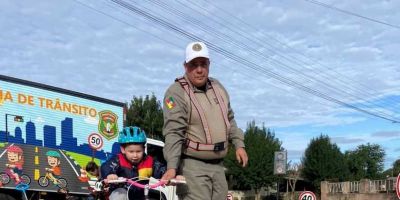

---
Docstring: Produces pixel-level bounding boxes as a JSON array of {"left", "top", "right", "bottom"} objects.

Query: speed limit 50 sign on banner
[
  {"left": 88, "top": 133, "right": 104, "bottom": 150},
  {"left": 299, "top": 191, "right": 316, "bottom": 200}
]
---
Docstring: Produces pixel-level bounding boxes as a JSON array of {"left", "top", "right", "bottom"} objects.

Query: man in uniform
[{"left": 162, "top": 41, "right": 248, "bottom": 200}]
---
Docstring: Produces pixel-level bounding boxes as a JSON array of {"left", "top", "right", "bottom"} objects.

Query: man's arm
[
  {"left": 227, "top": 103, "right": 245, "bottom": 149},
  {"left": 162, "top": 84, "right": 188, "bottom": 170},
  {"left": 226, "top": 99, "right": 248, "bottom": 167},
  {"left": 162, "top": 84, "right": 189, "bottom": 180}
]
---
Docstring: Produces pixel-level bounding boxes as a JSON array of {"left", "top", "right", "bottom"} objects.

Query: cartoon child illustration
[
  {"left": 45, "top": 150, "right": 62, "bottom": 185},
  {"left": 6, "top": 145, "right": 24, "bottom": 184}
]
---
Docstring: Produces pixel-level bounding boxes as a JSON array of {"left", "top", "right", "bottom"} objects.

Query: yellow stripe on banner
[
  {"left": 35, "top": 147, "right": 38, "bottom": 153},
  {"left": 35, "top": 156, "right": 39, "bottom": 165},
  {"left": 34, "top": 169, "right": 40, "bottom": 180}
]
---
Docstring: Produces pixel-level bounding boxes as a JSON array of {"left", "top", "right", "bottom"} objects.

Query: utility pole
[{"left": 277, "top": 176, "right": 280, "bottom": 200}]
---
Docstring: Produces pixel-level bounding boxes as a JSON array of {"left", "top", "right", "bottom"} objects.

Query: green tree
[
  {"left": 302, "top": 135, "right": 348, "bottom": 192},
  {"left": 393, "top": 159, "right": 400, "bottom": 176},
  {"left": 126, "top": 94, "right": 164, "bottom": 140},
  {"left": 225, "top": 121, "right": 282, "bottom": 199},
  {"left": 287, "top": 162, "right": 303, "bottom": 200},
  {"left": 345, "top": 143, "right": 385, "bottom": 180},
  {"left": 382, "top": 168, "right": 393, "bottom": 178}
]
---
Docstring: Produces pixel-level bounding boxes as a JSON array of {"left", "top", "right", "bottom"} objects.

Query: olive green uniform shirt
[{"left": 163, "top": 76, "right": 245, "bottom": 169}]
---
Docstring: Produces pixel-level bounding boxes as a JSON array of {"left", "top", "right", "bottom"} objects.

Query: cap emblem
[{"left": 192, "top": 43, "right": 202, "bottom": 51}]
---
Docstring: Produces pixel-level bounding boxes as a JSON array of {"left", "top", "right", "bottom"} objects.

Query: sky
[{"left": 1, "top": 0, "right": 399, "bottom": 170}]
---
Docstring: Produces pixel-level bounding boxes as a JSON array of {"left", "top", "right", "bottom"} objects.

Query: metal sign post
[{"left": 87, "top": 133, "right": 104, "bottom": 161}]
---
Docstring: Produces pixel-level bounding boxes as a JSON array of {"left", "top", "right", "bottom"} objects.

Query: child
[
  {"left": 79, "top": 161, "right": 103, "bottom": 200},
  {"left": 6, "top": 145, "right": 24, "bottom": 184},
  {"left": 86, "top": 161, "right": 99, "bottom": 178},
  {"left": 45, "top": 150, "right": 62, "bottom": 185},
  {"left": 100, "top": 126, "right": 165, "bottom": 200},
  {"left": 79, "top": 161, "right": 99, "bottom": 182}
]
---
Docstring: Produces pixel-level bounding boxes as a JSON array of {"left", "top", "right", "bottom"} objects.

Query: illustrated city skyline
[{"left": 0, "top": 117, "right": 120, "bottom": 160}]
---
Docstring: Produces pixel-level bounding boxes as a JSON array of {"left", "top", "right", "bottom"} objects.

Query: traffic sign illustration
[{"left": 88, "top": 133, "right": 104, "bottom": 150}]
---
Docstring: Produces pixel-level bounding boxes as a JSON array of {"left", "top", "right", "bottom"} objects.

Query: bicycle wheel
[
  {"left": 38, "top": 176, "right": 49, "bottom": 187},
  {"left": 20, "top": 175, "right": 31, "bottom": 185},
  {"left": 57, "top": 178, "right": 67, "bottom": 188},
  {"left": 0, "top": 173, "right": 10, "bottom": 185},
  {"left": 148, "top": 189, "right": 167, "bottom": 200}
]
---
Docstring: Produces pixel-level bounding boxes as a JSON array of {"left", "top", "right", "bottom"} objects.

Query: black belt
[{"left": 181, "top": 155, "right": 223, "bottom": 164}]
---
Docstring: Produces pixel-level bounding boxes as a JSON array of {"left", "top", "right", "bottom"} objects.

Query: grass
[{"left": 64, "top": 151, "right": 101, "bottom": 175}]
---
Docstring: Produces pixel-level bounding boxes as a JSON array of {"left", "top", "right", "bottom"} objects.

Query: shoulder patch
[{"left": 165, "top": 96, "right": 176, "bottom": 110}]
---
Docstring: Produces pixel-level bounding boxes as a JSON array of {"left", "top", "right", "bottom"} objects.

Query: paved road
[{"left": 0, "top": 143, "right": 91, "bottom": 195}]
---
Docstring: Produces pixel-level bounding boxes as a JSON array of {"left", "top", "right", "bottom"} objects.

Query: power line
[
  {"left": 72, "top": 0, "right": 400, "bottom": 123},
  {"left": 303, "top": 0, "right": 400, "bottom": 29},
  {"left": 71, "top": 0, "right": 180, "bottom": 49},
  {"left": 108, "top": 0, "right": 400, "bottom": 123},
  {"left": 137, "top": 0, "right": 399, "bottom": 120},
  {"left": 200, "top": 0, "right": 400, "bottom": 109},
  {"left": 71, "top": 0, "right": 339, "bottom": 118}
]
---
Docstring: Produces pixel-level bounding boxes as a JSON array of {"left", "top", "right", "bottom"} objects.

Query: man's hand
[
  {"left": 161, "top": 168, "right": 176, "bottom": 183},
  {"left": 236, "top": 147, "right": 248, "bottom": 167}
]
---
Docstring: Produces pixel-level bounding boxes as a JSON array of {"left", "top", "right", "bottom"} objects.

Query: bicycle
[
  {"left": 38, "top": 170, "right": 68, "bottom": 188},
  {"left": 0, "top": 165, "right": 31, "bottom": 185},
  {"left": 96, "top": 176, "right": 186, "bottom": 200}
]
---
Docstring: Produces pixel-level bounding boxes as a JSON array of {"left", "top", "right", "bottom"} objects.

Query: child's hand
[{"left": 106, "top": 174, "right": 118, "bottom": 181}]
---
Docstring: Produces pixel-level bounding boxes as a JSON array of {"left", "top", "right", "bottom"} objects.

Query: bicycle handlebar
[
  {"left": 93, "top": 177, "right": 186, "bottom": 200},
  {"left": 104, "top": 177, "right": 186, "bottom": 189}
]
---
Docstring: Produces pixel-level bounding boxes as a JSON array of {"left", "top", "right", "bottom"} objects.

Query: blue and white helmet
[{"left": 118, "top": 126, "right": 147, "bottom": 144}]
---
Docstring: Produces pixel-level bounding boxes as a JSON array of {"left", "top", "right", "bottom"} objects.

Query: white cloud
[
  {"left": 1, "top": 0, "right": 399, "bottom": 169},
  {"left": 35, "top": 117, "right": 45, "bottom": 124},
  {"left": 371, "top": 131, "right": 400, "bottom": 138},
  {"left": 331, "top": 136, "right": 365, "bottom": 144},
  {"left": 84, "top": 116, "right": 98, "bottom": 125}
]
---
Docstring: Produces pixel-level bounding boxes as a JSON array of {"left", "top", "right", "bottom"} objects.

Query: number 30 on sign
[{"left": 299, "top": 191, "right": 316, "bottom": 200}]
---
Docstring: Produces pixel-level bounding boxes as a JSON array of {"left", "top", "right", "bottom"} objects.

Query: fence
[
  {"left": 321, "top": 177, "right": 398, "bottom": 200},
  {"left": 326, "top": 178, "right": 396, "bottom": 194}
]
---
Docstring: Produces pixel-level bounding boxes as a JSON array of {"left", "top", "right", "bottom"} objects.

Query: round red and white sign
[
  {"left": 88, "top": 133, "right": 103, "bottom": 150},
  {"left": 299, "top": 191, "right": 316, "bottom": 200},
  {"left": 396, "top": 173, "right": 400, "bottom": 199},
  {"left": 226, "top": 193, "right": 233, "bottom": 200}
]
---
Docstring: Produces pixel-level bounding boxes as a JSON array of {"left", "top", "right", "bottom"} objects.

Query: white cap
[{"left": 185, "top": 42, "right": 209, "bottom": 63}]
